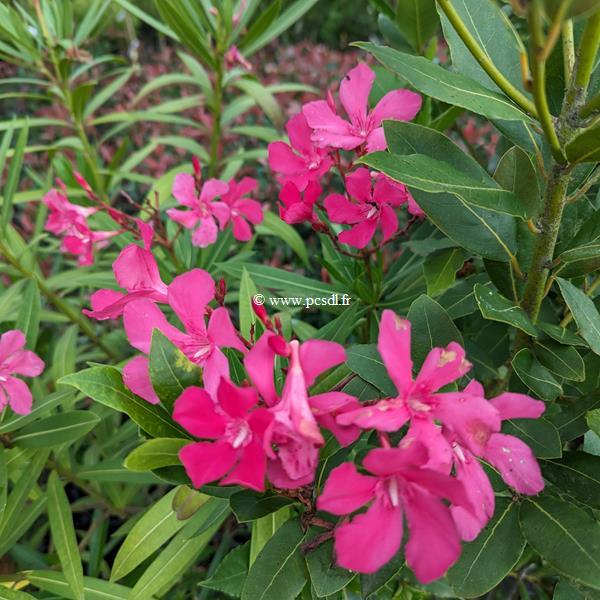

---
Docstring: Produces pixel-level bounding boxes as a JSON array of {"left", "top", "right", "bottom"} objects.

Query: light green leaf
[
  {"left": 124, "top": 438, "right": 188, "bottom": 472},
  {"left": 47, "top": 471, "right": 85, "bottom": 600},
  {"left": 255, "top": 211, "right": 309, "bottom": 266},
  {"left": 27, "top": 571, "right": 132, "bottom": 600},
  {"left": 423, "top": 247, "right": 465, "bottom": 297},
  {"left": 239, "top": 267, "right": 259, "bottom": 340},
  {"left": 11, "top": 411, "right": 100, "bottom": 448},
  {"left": 15, "top": 279, "right": 40, "bottom": 348},
  {"left": 395, "top": 0, "right": 439, "bottom": 50}
]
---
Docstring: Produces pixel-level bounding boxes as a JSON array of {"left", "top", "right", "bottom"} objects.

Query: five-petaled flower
[
  {"left": 219, "top": 177, "right": 264, "bottom": 241},
  {"left": 278, "top": 180, "right": 322, "bottom": 225},
  {"left": 0, "top": 330, "right": 44, "bottom": 415},
  {"left": 303, "top": 62, "right": 422, "bottom": 152}
]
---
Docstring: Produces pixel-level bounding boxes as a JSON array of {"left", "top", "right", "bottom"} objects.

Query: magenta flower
[
  {"left": 324, "top": 168, "right": 412, "bottom": 248},
  {"left": 224, "top": 45, "right": 252, "bottom": 70},
  {"left": 122, "top": 269, "right": 246, "bottom": 403},
  {"left": 84, "top": 220, "right": 168, "bottom": 320},
  {"left": 166, "top": 172, "right": 229, "bottom": 248},
  {"left": 303, "top": 63, "right": 422, "bottom": 152},
  {"left": 220, "top": 177, "right": 264, "bottom": 241},
  {"left": 0, "top": 330, "right": 44, "bottom": 415},
  {"left": 317, "top": 442, "right": 473, "bottom": 581},
  {"left": 244, "top": 332, "right": 358, "bottom": 488},
  {"left": 278, "top": 181, "right": 322, "bottom": 225},
  {"left": 43, "top": 185, "right": 117, "bottom": 266},
  {"left": 174, "top": 380, "right": 273, "bottom": 491},
  {"left": 268, "top": 113, "right": 332, "bottom": 190}
]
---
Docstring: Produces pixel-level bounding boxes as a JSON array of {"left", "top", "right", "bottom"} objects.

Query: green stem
[
  {"left": 436, "top": 0, "right": 538, "bottom": 118},
  {"left": 518, "top": 164, "right": 572, "bottom": 337},
  {"left": 529, "top": 0, "right": 565, "bottom": 163},
  {"left": 208, "top": 59, "right": 224, "bottom": 178},
  {"left": 573, "top": 10, "right": 600, "bottom": 98},
  {"left": 562, "top": 20, "right": 575, "bottom": 88},
  {"left": 0, "top": 241, "right": 118, "bottom": 360}
]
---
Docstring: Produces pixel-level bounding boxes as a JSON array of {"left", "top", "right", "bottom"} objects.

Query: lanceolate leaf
[
  {"left": 520, "top": 495, "right": 600, "bottom": 590},
  {"left": 512, "top": 348, "right": 562, "bottom": 400},
  {"left": 15, "top": 279, "right": 40, "bottom": 348},
  {"left": 543, "top": 452, "right": 600, "bottom": 509},
  {"left": 565, "top": 123, "right": 600, "bottom": 163},
  {"left": 124, "top": 438, "right": 188, "bottom": 472},
  {"left": 423, "top": 247, "right": 465, "bottom": 297},
  {"left": 557, "top": 278, "right": 600, "bottom": 355},
  {"left": 474, "top": 284, "right": 537, "bottom": 336},
  {"left": 355, "top": 42, "right": 531, "bottom": 122},
  {"left": 447, "top": 499, "right": 525, "bottom": 598},
  {"left": 201, "top": 541, "right": 250, "bottom": 597},
  {"left": 346, "top": 344, "right": 396, "bottom": 396},
  {"left": 534, "top": 340, "right": 585, "bottom": 381},
  {"left": 502, "top": 418, "right": 562, "bottom": 459}
]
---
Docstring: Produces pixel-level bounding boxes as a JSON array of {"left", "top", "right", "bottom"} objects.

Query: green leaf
[
  {"left": 355, "top": 42, "right": 531, "bottom": 122},
  {"left": 305, "top": 535, "right": 356, "bottom": 597},
  {"left": 503, "top": 418, "right": 562, "bottom": 459},
  {"left": 346, "top": 344, "right": 396, "bottom": 397},
  {"left": 59, "top": 366, "right": 191, "bottom": 439},
  {"left": 242, "top": 518, "right": 307, "bottom": 600},
  {"left": 249, "top": 507, "right": 292, "bottom": 565},
  {"left": 549, "top": 394, "right": 600, "bottom": 442},
  {"left": 474, "top": 284, "right": 537, "bottom": 336},
  {"left": 124, "top": 438, "right": 188, "bottom": 472},
  {"left": 84, "top": 69, "right": 134, "bottom": 118},
  {"left": 172, "top": 485, "right": 210, "bottom": 520},
  {"left": 52, "top": 324, "right": 78, "bottom": 382},
  {"left": 27, "top": 571, "right": 132, "bottom": 600},
  {"left": 0, "top": 587, "right": 36, "bottom": 599},
  {"left": 534, "top": 340, "right": 585, "bottom": 381},
  {"left": 239, "top": 267, "right": 259, "bottom": 340},
  {"left": 47, "top": 471, "right": 85, "bottom": 600},
  {"left": 543, "top": 452, "right": 600, "bottom": 509},
  {"left": 1, "top": 123, "right": 27, "bottom": 234},
  {"left": 361, "top": 152, "right": 529, "bottom": 219},
  {"left": 11, "top": 411, "right": 100, "bottom": 448},
  {"left": 447, "top": 499, "right": 525, "bottom": 598},
  {"left": 313, "top": 302, "right": 365, "bottom": 344},
  {"left": 230, "top": 490, "right": 296, "bottom": 522},
  {"left": 233, "top": 79, "right": 283, "bottom": 127},
  {"left": 555, "top": 244, "right": 600, "bottom": 278},
  {"left": 538, "top": 322, "right": 586, "bottom": 347},
  {"left": 395, "top": 0, "right": 439, "bottom": 50},
  {"left": 202, "top": 541, "right": 250, "bottom": 597},
  {"left": 129, "top": 501, "right": 228, "bottom": 600},
  {"left": 255, "top": 211, "right": 309, "bottom": 266},
  {"left": 588, "top": 409, "right": 600, "bottom": 436},
  {"left": 111, "top": 487, "right": 190, "bottom": 581},
  {"left": 422, "top": 247, "right": 465, "bottom": 297},
  {"left": 557, "top": 278, "right": 600, "bottom": 355},
  {"left": 382, "top": 121, "right": 517, "bottom": 261},
  {"left": 566, "top": 123, "right": 600, "bottom": 163},
  {"left": 520, "top": 495, "right": 600, "bottom": 590},
  {"left": 149, "top": 330, "right": 202, "bottom": 411},
  {"left": 407, "top": 294, "right": 463, "bottom": 367},
  {"left": 15, "top": 279, "right": 40, "bottom": 348},
  {"left": 512, "top": 348, "right": 562, "bottom": 400}
]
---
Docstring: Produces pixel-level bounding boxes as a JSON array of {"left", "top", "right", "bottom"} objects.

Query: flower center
[
  {"left": 225, "top": 419, "right": 252, "bottom": 449},
  {"left": 466, "top": 419, "right": 492, "bottom": 447},
  {"left": 387, "top": 477, "right": 400, "bottom": 507}
]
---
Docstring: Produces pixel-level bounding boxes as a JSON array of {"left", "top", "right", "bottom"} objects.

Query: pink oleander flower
[
  {"left": 167, "top": 171, "right": 229, "bottom": 248},
  {"left": 43, "top": 184, "right": 117, "bottom": 266},
  {"left": 122, "top": 269, "right": 246, "bottom": 403},
  {"left": 317, "top": 441, "right": 473, "bottom": 582},
  {"left": 268, "top": 113, "right": 333, "bottom": 190},
  {"left": 173, "top": 380, "right": 273, "bottom": 491},
  {"left": 303, "top": 63, "right": 422, "bottom": 152},
  {"left": 278, "top": 181, "right": 322, "bottom": 224},
  {"left": 244, "top": 332, "right": 359, "bottom": 488},
  {"left": 324, "top": 168, "right": 414, "bottom": 248},
  {"left": 84, "top": 220, "right": 168, "bottom": 320},
  {"left": 220, "top": 177, "right": 263, "bottom": 241},
  {"left": 0, "top": 330, "right": 44, "bottom": 415},
  {"left": 338, "top": 310, "right": 545, "bottom": 540},
  {"left": 225, "top": 45, "right": 252, "bottom": 70}
]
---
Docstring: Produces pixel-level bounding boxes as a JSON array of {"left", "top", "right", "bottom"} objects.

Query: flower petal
[
  {"left": 338, "top": 219, "right": 377, "bottom": 249},
  {"left": 317, "top": 462, "right": 377, "bottom": 515},
  {"left": 299, "top": 340, "right": 345, "bottom": 387},
  {"left": 192, "top": 216, "right": 219, "bottom": 247},
  {"left": 416, "top": 342, "right": 471, "bottom": 393},
  {"left": 168, "top": 269, "right": 215, "bottom": 333},
  {"left": 244, "top": 332, "right": 279, "bottom": 406},
  {"left": 345, "top": 168, "right": 373, "bottom": 203},
  {"left": 173, "top": 386, "right": 227, "bottom": 438},
  {"left": 303, "top": 100, "right": 363, "bottom": 150},
  {"left": 370, "top": 89, "right": 422, "bottom": 127},
  {"left": 179, "top": 441, "right": 237, "bottom": 488},
  {"left": 339, "top": 63, "right": 374, "bottom": 125},
  {"left": 489, "top": 392, "right": 545, "bottom": 421},
  {"left": 122, "top": 356, "right": 159, "bottom": 404},
  {"left": 217, "top": 377, "right": 258, "bottom": 418},
  {"left": 324, "top": 193, "right": 364, "bottom": 224},
  {"left": 378, "top": 310, "right": 413, "bottom": 396},
  {"left": 172, "top": 173, "right": 198, "bottom": 207},
  {"left": 220, "top": 438, "right": 266, "bottom": 491},
  {"left": 0, "top": 330, "right": 26, "bottom": 363},
  {"left": 166, "top": 208, "right": 199, "bottom": 229},
  {"left": 2, "top": 376, "right": 33, "bottom": 415},
  {"left": 337, "top": 398, "right": 410, "bottom": 432}
]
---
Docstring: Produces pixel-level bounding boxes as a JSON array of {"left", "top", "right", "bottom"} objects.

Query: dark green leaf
[
  {"left": 557, "top": 278, "right": 600, "bottom": 355},
  {"left": 12, "top": 411, "right": 100, "bottom": 448},
  {"left": 346, "top": 344, "right": 396, "bottom": 396},
  {"left": 503, "top": 418, "right": 562, "bottom": 459},
  {"left": 202, "top": 541, "right": 250, "bottom": 598},
  {"left": 305, "top": 535, "right": 356, "bottom": 597},
  {"left": 395, "top": 0, "right": 439, "bottom": 50},
  {"left": 230, "top": 490, "right": 296, "bottom": 522},
  {"left": 512, "top": 348, "right": 562, "bottom": 400},
  {"left": 422, "top": 248, "right": 465, "bottom": 297},
  {"left": 474, "top": 284, "right": 537, "bottom": 336},
  {"left": 566, "top": 123, "right": 600, "bottom": 163},
  {"left": 538, "top": 322, "right": 586, "bottom": 347},
  {"left": 15, "top": 280, "right": 40, "bottom": 348},
  {"left": 534, "top": 340, "right": 585, "bottom": 381},
  {"left": 543, "top": 452, "right": 600, "bottom": 509}
]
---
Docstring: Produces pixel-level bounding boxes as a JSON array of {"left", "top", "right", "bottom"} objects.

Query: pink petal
[
  {"left": 136, "top": 218, "right": 154, "bottom": 249},
  {"left": 0, "top": 330, "right": 26, "bottom": 362},
  {"left": 337, "top": 398, "right": 410, "bottom": 432},
  {"left": 247, "top": 407, "right": 273, "bottom": 439},
  {"left": 217, "top": 377, "right": 258, "bottom": 418},
  {"left": 199, "top": 179, "right": 229, "bottom": 204},
  {"left": 231, "top": 216, "right": 253, "bottom": 241},
  {"left": 166, "top": 208, "right": 199, "bottom": 229},
  {"left": 1, "top": 376, "right": 33, "bottom": 415},
  {"left": 172, "top": 173, "right": 198, "bottom": 207},
  {"left": 363, "top": 444, "right": 428, "bottom": 477},
  {"left": 211, "top": 201, "right": 231, "bottom": 229},
  {"left": 489, "top": 392, "right": 546, "bottom": 420},
  {"left": 403, "top": 486, "right": 461, "bottom": 584},
  {"left": 113, "top": 245, "right": 166, "bottom": 295},
  {"left": 345, "top": 168, "right": 373, "bottom": 203},
  {"left": 415, "top": 342, "right": 471, "bottom": 393},
  {"left": 317, "top": 462, "right": 376, "bottom": 514},
  {"left": 378, "top": 310, "right": 413, "bottom": 396},
  {"left": 122, "top": 356, "right": 159, "bottom": 404},
  {"left": 366, "top": 127, "right": 387, "bottom": 152},
  {"left": 208, "top": 307, "right": 247, "bottom": 353},
  {"left": 173, "top": 386, "right": 227, "bottom": 438},
  {"left": 286, "top": 112, "right": 314, "bottom": 157},
  {"left": 268, "top": 142, "right": 306, "bottom": 176},
  {"left": 483, "top": 433, "right": 544, "bottom": 495},
  {"left": 310, "top": 392, "right": 361, "bottom": 447},
  {"left": 168, "top": 269, "right": 214, "bottom": 333},
  {"left": 373, "top": 175, "right": 408, "bottom": 207},
  {"left": 406, "top": 190, "right": 425, "bottom": 216},
  {"left": 370, "top": 89, "right": 422, "bottom": 127},
  {"left": 324, "top": 193, "right": 364, "bottom": 224},
  {"left": 299, "top": 340, "right": 345, "bottom": 387},
  {"left": 244, "top": 332, "right": 279, "bottom": 406},
  {"left": 123, "top": 299, "right": 184, "bottom": 354},
  {"left": 179, "top": 440, "right": 237, "bottom": 488},
  {"left": 202, "top": 349, "right": 231, "bottom": 398},
  {"left": 339, "top": 219, "right": 378, "bottom": 249},
  {"left": 220, "top": 438, "right": 266, "bottom": 491},
  {"left": 5, "top": 350, "right": 45, "bottom": 377},
  {"left": 335, "top": 497, "right": 403, "bottom": 573},
  {"left": 267, "top": 435, "right": 319, "bottom": 488},
  {"left": 191, "top": 216, "right": 219, "bottom": 247},
  {"left": 450, "top": 449, "right": 495, "bottom": 541},
  {"left": 303, "top": 100, "right": 363, "bottom": 150},
  {"left": 83, "top": 289, "right": 126, "bottom": 320},
  {"left": 380, "top": 204, "right": 398, "bottom": 242},
  {"left": 404, "top": 417, "right": 453, "bottom": 473},
  {"left": 237, "top": 198, "right": 263, "bottom": 224},
  {"left": 339, "top": 63, "right": 374, "bottom": 125}
]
